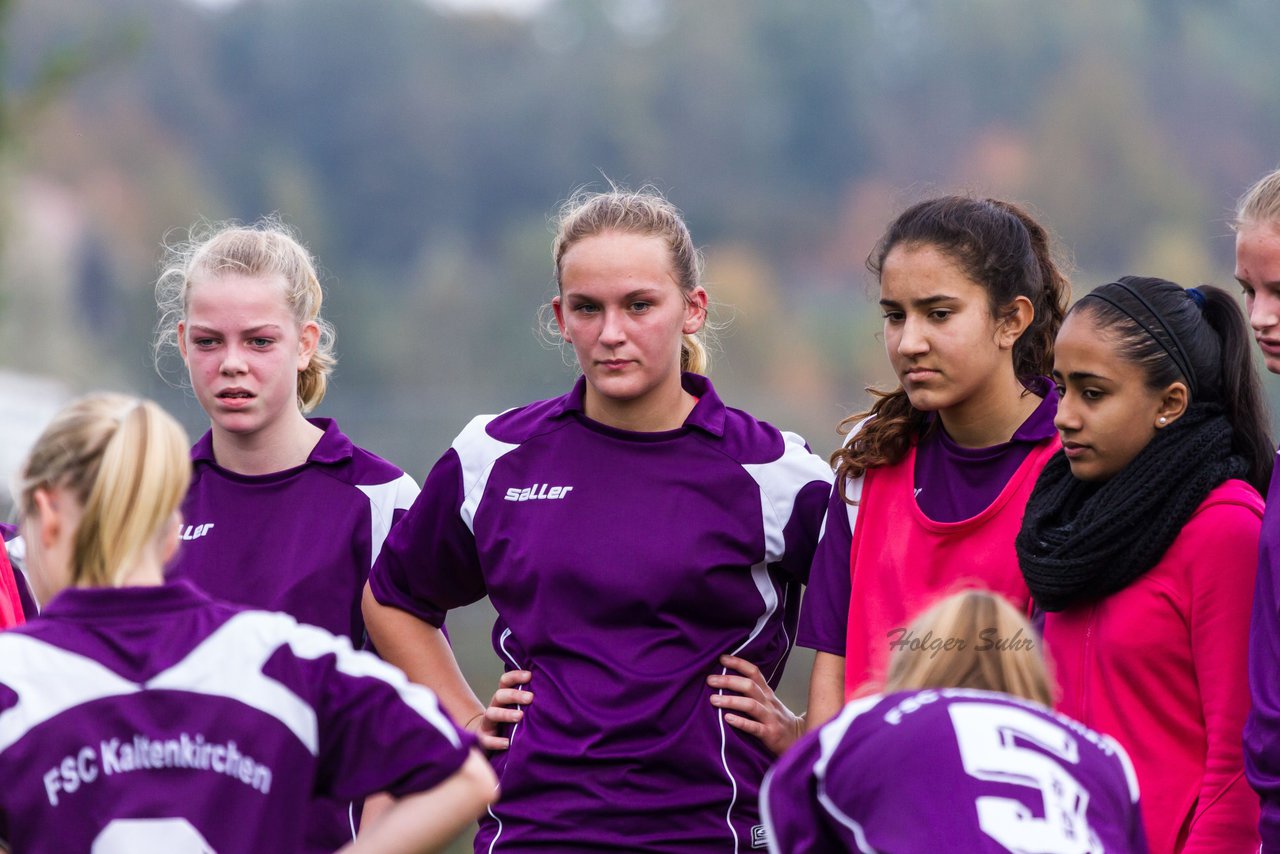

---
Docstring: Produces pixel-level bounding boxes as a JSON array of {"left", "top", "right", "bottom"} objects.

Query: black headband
[{"left": 1083, "top": 279, "right": 1200, "bottom": 398}]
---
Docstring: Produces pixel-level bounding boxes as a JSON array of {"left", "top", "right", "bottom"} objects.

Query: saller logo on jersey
[
  {"left": 504, "top": 483, "right": 574, "bottom": 502},
  {"left": 179, "top": 523, "right": 214, "bottom": 541}
]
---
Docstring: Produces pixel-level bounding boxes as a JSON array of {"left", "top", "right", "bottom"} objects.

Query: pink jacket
[{"left": 1044, "top": 479, "right": 1261, "bottom": 854}]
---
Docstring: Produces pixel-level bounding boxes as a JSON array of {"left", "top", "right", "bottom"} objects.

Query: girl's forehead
[{"left": 186, "top": 272, "right": 293, "bottom": 314}]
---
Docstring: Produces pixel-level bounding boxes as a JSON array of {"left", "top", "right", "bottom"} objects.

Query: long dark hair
[
  {"left": 1072, "top": 277, "right": 1273, "bottom": 491},
  {"left": 832, "top": 196, "right": 1070, "bottom": 498}
]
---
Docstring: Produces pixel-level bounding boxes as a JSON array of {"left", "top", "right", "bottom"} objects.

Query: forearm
[
  {"left": 806, "top": 651, "right": 846, "bottom": 730},
  {"left": 362, "top": 584, "right": 486, "bottom": 727},
  {"left": 343, "top": 751, "right": 497, "bottom": 854}
]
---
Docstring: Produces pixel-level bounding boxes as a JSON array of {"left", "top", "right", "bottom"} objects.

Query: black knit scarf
[{"left": 1017, "top": 404, "right": 1245, "bottom": 612}]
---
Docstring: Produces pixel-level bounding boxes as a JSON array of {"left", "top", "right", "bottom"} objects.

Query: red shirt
[{"left": 1046, "top": 480, "right": 1261, "bottom": 854}]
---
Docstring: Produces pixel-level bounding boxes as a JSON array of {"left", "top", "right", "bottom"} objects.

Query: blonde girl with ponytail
[
  {"left": 364, "top": 185, "right": 833, "bottom": 853},
  {"left": 0, "top": 394, "right": 495, "bottom": 853},
  {"left": 153, "top": 218, "right": 420, "bottom": 851}
]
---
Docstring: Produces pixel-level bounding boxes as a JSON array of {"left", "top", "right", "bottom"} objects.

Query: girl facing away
[
  {"left": 0, "top": 393, "right": 495, "bottom": 853},
  {"left": 1018, "top": 276, "right": 1270, "bottom": 852},
  {"left": 798, "top": 196, "right": 1071, "bottom": 729},
  {"left": 1236, "top": 166, "right": 1280, "bottom": 852},
  {"left": 153, "top": 219, "right": 420, "bottom": 849},
  {"left": 363, "top": 186, "right": 833, "bottom": 852},
  {"left": 763, "top": 591, "right": 1147, "bottom": 853}
]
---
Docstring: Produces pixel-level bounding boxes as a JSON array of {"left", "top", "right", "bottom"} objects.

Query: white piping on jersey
[
  {"left": 356, "top": 472, "right": 420, "bottom": 568},
  {"left": 764, "top": 583, "right": 790, "bottom": 685},
  {"left": 452, "top": 413, "right": 520, "bottom": 534},
  {"left": 740, "top": 430, "right": 834, "bottom": 564},
  {"left": 0, "top": 611, "right": 460, "bottom": 757},
  {"left": 713, "top": 558, "right": 781, "bottom": 854},
  {"left": 833, "top": 417, "right": 871, "bottom": 544},
  {"left": 486, "top": 627, "right": 526, "bottom": 854}
]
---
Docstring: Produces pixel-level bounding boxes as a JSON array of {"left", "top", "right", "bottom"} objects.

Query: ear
[
  {"left": 551, "top": 295, "right": 572, "bottom": 344},
  {"left": 31, "top": 487, "right": 62, "bottom": 551},
  {"left": 1154, "top": 382, "right": 1190, "bottom": 428},
  {"left": 177, "top": 322, "right": 189, "bottom": 363},
  {"left": 160, "top": 510, "right": 183, "bottom": 565},
  {"left": 996, "top": 295, "right": 1035, "bottom": 350},
  {"left": 296, "top": 321, "right": 320, "bottom": 371},
  {"left": 683, "top": 287, "right": 709, "bottom": 335}
]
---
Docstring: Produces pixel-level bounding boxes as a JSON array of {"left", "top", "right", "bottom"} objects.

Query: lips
[
  {"left": 1062, "top": 441, "right": 1089, "bottom": 459},
  {"left": 902, "top": 367, "right": 939, "bottom": 382},
  {"left": 1257, "top": 338, "right": 1280, "bottom": 356},
  {"left": 215, "top": 388, "right": 255, "bottom": 407}
]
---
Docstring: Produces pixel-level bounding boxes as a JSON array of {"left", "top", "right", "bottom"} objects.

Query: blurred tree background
[{"left": 1, "top": 1, "right": 1278, "bottom": 845}]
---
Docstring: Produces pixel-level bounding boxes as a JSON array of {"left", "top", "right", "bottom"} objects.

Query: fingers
[
  {"left": 718, "top": 655, "right": 764, "bottom": 683},
  {"left": 498, "top": 669, "right": 532, "bottom": 689},
  {"left": 490, "top": 687, "right": 534, "bottom": 708},
  {"left": 477, "top": 733, "right": 511, "bottom": 752},
  {"left": 722, "top": 713, "right": 766, "bottom": 738},
  {"left": 709, "top": 693, "right": 765, "bottom": 718}
]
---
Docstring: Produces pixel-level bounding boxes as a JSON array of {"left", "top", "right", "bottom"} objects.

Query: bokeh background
[{"left": 2, "top": 1, "right": 1278, "bottom": 847}]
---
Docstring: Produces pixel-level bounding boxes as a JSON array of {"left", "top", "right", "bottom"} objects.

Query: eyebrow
[
  {"left": 188, "top": 324, "right": 285, "bottom": 335},
  {"left": 565, "top": 287, "right": 664, "bottom": 302},
  {"left": 1053, "top": 370, "right": 1111, "bottom": 382},
  {"left": 879, "top": 295, "right": 959, "bottom": 308}
]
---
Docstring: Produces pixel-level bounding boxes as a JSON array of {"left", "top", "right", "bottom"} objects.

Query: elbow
[{"left": 463, "top": 750, "right": 500, "bottom": 814}]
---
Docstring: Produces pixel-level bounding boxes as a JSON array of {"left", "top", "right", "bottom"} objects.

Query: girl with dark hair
[
  {"left": 794, "top": 196, "right": 1071, "bottom": 730},
  {"left": 1018, "top": 276, "right": 1269, "bottom": 852}
]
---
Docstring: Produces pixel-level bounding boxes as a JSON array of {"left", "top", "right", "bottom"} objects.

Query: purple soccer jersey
[
  {"left": 762, "top": 689, "right": 1148, "bottom": 853},
  {"left": 798, "top": 383, "right": 1055, "bottom": 657},
  {"left": 0, "top": 581, "right": 473, "bottom": 853},
  {"left": 369, "top": 373, "right": 833, "bottom": 852},
  {"left": 1247, "top": 452, "right": 1280, "bottom": 850},
  {"left": 168, "top": 417, "right": 418, "bottom": 645}
]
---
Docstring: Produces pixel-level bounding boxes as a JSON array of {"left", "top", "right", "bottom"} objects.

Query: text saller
[{"left": 505, "top": 484, "right": 574, "bottom": 502}]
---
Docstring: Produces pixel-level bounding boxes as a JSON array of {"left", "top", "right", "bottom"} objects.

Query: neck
[
  {"left": 114, "top": 557, "right": 167, "bottom": 587},
  {"left": 938, "top": 369, "right": 1041, "bottom": 449},
  {"left": 583, "top": 377, "right": 695, "bottom": 433},
  {"left": 211, "top": 412, "right": 324, "bottom": 475}
]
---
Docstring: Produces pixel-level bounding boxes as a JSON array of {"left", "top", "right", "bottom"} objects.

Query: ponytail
[
  {"left": 1199, "top": 286, "right": 1273, "bottom": 491},
  {"left": 19, "top": 394, "right": 190, "bottom": 588}
]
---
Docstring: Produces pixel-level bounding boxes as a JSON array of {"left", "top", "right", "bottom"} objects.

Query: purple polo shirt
[
  {"left": 798, "top": 382, "right": 1057, "bottom": 656},
  {"left": 1246, "top": 451, "right": 1280, "bottom": 850},
  {"left": 370, "top": 373, "right": 833, "bottom": 853},
  {"left": 762, "top": 689, "right": 1148, "bottom": 853},
  {"left": 168, "top": 417, "right": 417, "bottom": 644},
  {"left": 0, "top": 581, "right": 472, "bottom": 853}
]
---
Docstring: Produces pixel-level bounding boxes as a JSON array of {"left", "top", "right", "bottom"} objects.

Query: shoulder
[
  {"left": 715, "top": 405, "right": 832, "bottom": 475},
  {"left": 453, "top": 394, "right": 574, "bottom": 458},
  {"left": 1185, "top": 479, "right": 1264, "bottom": 533}
]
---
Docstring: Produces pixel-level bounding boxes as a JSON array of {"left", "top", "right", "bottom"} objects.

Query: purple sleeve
[
  {"left": 367, "top": 450, "right": 486, "bottom": 627},
  {"left": 761, "top": 729, "right": 843, "bottom": 853},
  {"left": 796, "top": 484, "right": 853, "bottom": 655},
  {"left": 0, "top": 523, "right": 16, "bottom": 541},
  {"left": 778, "top": 478, "right": 837, "bottom": 584},
  {"left": 270, "top": 638, "right": 476, "bottom": 800},
  {"left": 1247, "top": 486, "right": 1280, "bottom": 851}
]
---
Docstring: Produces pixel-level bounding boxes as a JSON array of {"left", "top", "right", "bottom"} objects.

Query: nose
[
  {"left": 599, "top": 307, "right": 626, "bottom": 347},
  {"left": 220, "top": 343, "right": 248, "bottom": 376},
  {"left": 896, "top": 316, "right": 929, "bottom": 357},
  {"left": 1053, "top": 393, "right": 1080, "bottom": 434},
  {"left": 1251, "top": 291, "right": 1280, "bottom": 336}
]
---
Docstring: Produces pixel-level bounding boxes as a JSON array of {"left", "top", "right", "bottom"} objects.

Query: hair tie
[
  {"left": 1084, "top": 279, "right": 1200, "bottom": 399},
  {"left": 1187, "top": 287, "right": 1207, "bottom": 309}
]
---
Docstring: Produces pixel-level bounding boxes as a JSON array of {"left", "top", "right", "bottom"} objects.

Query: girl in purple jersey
[
  {"left": 153, "top": 220, "right": 420, "bottom": 849},
  {"left": 1017, "top": 276, "right": 1269, "bottom": 852},
  {"left": 1236, "top": 167, "right": 1280, "bottom": 852},
  {"left": 785, "top": 197, "right": 1071, "bottom": 738},
  {"left": 762, "top": 591, "right": 1148, "bottom": 853},
  {"left": 0, "top": 393, "right": 495, "bottom": 853},
  {"left": 364, "top": 187, "right": 833, "bottom": 852}
]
